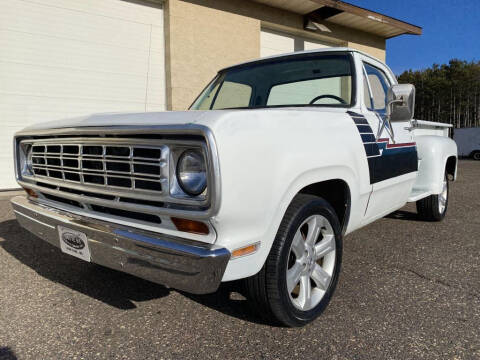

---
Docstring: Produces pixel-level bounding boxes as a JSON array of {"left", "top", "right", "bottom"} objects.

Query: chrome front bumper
[{"left": 11, "top": 196, "right": 230, "bottom": 294}]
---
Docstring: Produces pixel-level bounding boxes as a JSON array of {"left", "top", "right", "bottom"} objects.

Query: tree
[{"left": 397, "top": 60, "right": 480, "bottom": 128}]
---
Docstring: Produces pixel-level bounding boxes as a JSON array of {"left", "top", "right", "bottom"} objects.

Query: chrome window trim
[{"left": 14, "top": 124, "right": 221, "bottom": 220}]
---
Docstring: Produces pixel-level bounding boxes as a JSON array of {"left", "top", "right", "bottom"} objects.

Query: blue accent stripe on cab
[
  {"left": 347, "top": 112, "right": 418, "bottom": 184},
  {"left": 357, "top": 125, "right": 374, "bottom": 134},
  {"left": 364, "top": 143, "right": 381, "bottom": 157},
  {"left": 361, "top": 134, "right": 376, "bottom": 143}
]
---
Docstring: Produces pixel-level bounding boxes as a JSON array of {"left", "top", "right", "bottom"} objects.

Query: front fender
[
  {"left": 218, "top": 166, "right": 358, "bottom": 282},
  {"left": 414, "top": 135, "right": 458, "bottom": 195},
  {"left": 200, "top": 109, "right": 370, "bottom": 281}
]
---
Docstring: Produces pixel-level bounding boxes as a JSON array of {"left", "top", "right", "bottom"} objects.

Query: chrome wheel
[
  {"left": 438, "top": 177, "right": 448, "bottom": 214},
  {"left": 286, "top": 214, "right": 336, "bottom": 311}
]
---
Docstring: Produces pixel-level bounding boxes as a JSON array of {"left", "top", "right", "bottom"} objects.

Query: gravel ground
[{"left": 0, "top": 161, "right": 478, "bottom": 360}]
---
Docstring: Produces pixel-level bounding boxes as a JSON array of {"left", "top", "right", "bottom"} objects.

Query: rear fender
[{"left": 414, "top": 135, "right": 458, "bottom": 194}]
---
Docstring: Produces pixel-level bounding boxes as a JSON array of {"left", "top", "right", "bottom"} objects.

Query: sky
[{"left": 347, "top": 0, "right": 480, "bottom": 75}]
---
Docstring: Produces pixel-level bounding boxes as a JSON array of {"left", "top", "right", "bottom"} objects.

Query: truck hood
[
  {"left": 19, "top": 111, "right": 210, "bottom": 132},
  {"left": 18, "top": 107, "right": 352, "bottom": 134}
]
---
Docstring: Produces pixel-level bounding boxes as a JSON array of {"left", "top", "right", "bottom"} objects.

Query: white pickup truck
[{"left": 11, "top": 48, "right": 457, "bottom": 327}]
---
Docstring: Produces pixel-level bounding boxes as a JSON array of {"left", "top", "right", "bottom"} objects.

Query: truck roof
[{"left": 221, "top": 47, "right": 383, "bottom": 72}]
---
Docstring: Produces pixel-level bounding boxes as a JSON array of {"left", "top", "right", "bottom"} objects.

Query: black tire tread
[
  {"left": 244, "top": 194, "right": 314, "bottom": 324},
  {"left": 416, "top": 194, "right": 438, "bottom": 221},
  {"left": 416, "top": 173, "right": 448, "bottom": 222},
  {"left": 265, "top": 194, "right": 320, "bottom": 326}
]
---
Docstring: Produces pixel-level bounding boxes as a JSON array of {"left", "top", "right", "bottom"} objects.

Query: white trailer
[{"left": 454, "top": 127, "right": 480, "bottom": 160}]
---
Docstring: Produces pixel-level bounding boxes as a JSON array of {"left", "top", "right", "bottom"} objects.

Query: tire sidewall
[
  {"left": 272, "top": 198, "right": 343, "bottom": 325},
  {"left": 436, "top": 173, "right": 449, "bottom": 220}
]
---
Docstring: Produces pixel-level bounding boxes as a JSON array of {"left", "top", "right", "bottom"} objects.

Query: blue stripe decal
[
  {"left": 347, "top": 111, "right": 418, "bottom": 184},
  {"left": 357, "top": 125, "right": 374, "bottom": 134},
  {"left": 364, "top": 143, "right": 381, "bottom": 157},
  {"left": 361, "top": 134, "right": 376, "bottom": 142},
  {"left": 353, "top": 118, "right": 369, "bottom": 125}
]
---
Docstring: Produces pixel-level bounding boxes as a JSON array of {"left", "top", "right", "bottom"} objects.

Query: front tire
[
  {"left": 245, "top": 194, "right": 342, "bottom": 327},
  {"left": 416, "top": 172, "right": 449, "bottom": 221},
  {"left": 472, "top": 151, "right": 480, "bottom": 161}
]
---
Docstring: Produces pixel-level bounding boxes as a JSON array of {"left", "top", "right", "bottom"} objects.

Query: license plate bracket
[{"left": 58, "top": 226, "right": 91, "bottom": 262}]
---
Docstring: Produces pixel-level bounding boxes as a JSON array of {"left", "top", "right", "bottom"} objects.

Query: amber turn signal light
[
  {"left": 171, "top": 217, "right": 209, "bottom": 235},
  {"left": 231, "top": 243, "right": 259, "bottom": 258},
  {"left": 22, "top": 187, "right": 38, "bottom": 198}
]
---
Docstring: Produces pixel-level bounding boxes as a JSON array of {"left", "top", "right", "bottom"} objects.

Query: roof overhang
[{"left": 250, "top": 0, "right": 422, "bottom": 38}]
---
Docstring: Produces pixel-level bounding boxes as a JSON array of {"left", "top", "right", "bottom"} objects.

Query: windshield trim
[
  {"left": 189, "top": 74, "right": 221, "bottom": 110},
  {"left": 208, "top": 73, "right": 227, "bottom": 110},
  {"left": 189, "top": 51, "right": 357, "bottom": 110},
  {"left": 206, "top": 104, "right": 355, "bottom": 111}
]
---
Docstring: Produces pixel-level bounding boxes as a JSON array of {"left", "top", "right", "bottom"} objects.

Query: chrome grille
[
  {"left": 30, "top": 143, "right": 165, "bottom": 193},
  {"left": 17, "top": 131, "right": 215, "bottom": 233}
]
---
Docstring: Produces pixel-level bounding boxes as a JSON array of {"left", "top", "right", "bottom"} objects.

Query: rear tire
[
  {"left": 416, "top": 172, "right": 449, "bottom": 221},
  {"left": 245, "top": 194, "right": 342, "bottom": 327},
  {"left": 472, "top": 151, "right": 480, "bottom": 161}
]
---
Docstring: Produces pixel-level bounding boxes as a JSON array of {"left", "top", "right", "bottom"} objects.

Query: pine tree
[{"left": 397, "top": 60, "right": 480, "bottom": 128}]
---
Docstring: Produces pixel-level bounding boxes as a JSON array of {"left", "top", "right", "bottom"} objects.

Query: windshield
[{"left": 190, "top": 53, "right": 355, "bottom": 110}]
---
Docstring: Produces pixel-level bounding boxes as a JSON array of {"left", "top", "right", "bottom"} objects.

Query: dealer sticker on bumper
[{"left": 58, "top": 226, "right": 91, "bottom": 262}]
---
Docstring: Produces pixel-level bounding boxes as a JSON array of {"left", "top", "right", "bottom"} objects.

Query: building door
[
  {"left": 0, "top": 0, "right": 166, "bottom": 189},
  {"left": 260, "top": 28, "right": 334, "bottom": 57}
]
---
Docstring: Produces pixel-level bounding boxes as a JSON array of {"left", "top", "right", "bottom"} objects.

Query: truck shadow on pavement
[
  {"left": 385, "top": 209, "right": 424, "bottom": 222},
  {"left": 0, "top": 219, "right": 170, "bottom": 310},
  {"left": 0, "top": 219, "right": 266, "bottom": 324},
  {"left": 181, "top": 283, "right": 274, "bottom": 326},
  {"left": 0, "top": 347, "right": 17, "bottom": 360}
]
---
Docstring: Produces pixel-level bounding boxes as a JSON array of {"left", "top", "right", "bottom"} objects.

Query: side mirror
[{"left": 387, "top": 84, "right": 415, "bottom": 122}]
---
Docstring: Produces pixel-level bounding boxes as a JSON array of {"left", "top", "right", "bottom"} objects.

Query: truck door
[{"left": 359, "top": 57, "right": 418, "bottom": 221}]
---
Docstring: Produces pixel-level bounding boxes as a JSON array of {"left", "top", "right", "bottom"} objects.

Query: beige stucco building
[
  {"left": 164, "top": 0, "right": 422, "bottom": 110},
  {"left": 0, "top": 0, "right": 421, "bottom": 189}
]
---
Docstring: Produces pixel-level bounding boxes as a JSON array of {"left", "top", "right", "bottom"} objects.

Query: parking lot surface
[{"left": 0, "top": 161, "right": 479, "bottom": 360}]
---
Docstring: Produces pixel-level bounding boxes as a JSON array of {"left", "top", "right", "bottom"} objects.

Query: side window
[
  {"left": 363, "top": 77, "right": 372, "bottom": 109},
  {"left": 363, "top": 63, "right": 390, "bottom": 112}
]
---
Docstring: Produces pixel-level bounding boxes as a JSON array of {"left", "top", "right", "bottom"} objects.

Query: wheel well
[
  {"left": 298, "top": 179, "right": 350, "bottom": 234},
  {"left": 446, "top": 156, "right": 457, "bottom": 180}
]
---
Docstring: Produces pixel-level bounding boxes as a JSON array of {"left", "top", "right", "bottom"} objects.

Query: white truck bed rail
[{"left": 412, "top": 120, "right": 453, "bottom": 138}]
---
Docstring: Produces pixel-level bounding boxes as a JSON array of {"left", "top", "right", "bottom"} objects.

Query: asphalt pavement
[{"left": 0, "top": 161, "right": 478, "bottom": 359}]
